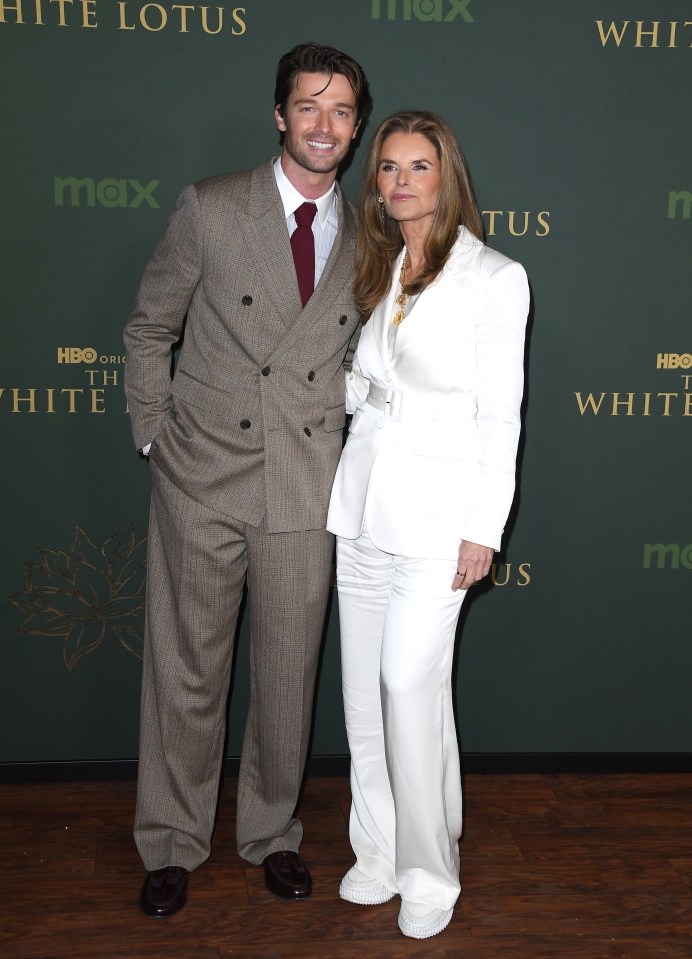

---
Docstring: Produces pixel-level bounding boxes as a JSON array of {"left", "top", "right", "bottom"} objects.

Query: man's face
[{"left": 275, "top": 71, "right": 360, "bottom": 177}]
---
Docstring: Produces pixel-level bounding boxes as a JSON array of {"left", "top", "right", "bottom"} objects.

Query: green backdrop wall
[{"left": 2, "top": 0, "right": 691, "bottom": 766}]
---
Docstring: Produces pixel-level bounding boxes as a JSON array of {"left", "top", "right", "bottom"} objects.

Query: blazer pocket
[
  {"left": 411, "top": 421, "right": 477, "bottom": 460},
  {"left": 324, "top": 403, "right": 346, "bottom": 432},
  {"left": 148, "top": 401, "right": 197, "bottom": 464}
]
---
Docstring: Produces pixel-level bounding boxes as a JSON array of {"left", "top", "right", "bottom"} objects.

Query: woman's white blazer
[{"left": 327, "top": 227, "right": 529, "bottom": 559}]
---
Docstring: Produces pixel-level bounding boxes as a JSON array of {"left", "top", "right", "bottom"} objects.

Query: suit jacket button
[
  {"left": 240, "top": 419, "right": 251, "bottom": 429},
  {"left": 304, "top": 427, "right": 312, "bottom": 437},
  {"left": 339, "top": 315, "right": 347, "bottom": 325},
  {"left": 242, "top": 295, "right": 253, "bottom": 306},
  {"left": 262, "top": 366, "right": 270, "bottom": 376},
  {"left": 307, "top": 371, "right": 315, "bottom": 381}
]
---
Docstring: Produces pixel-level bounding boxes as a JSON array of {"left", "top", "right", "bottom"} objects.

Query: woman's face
[{"left": 376, "top": 132, "right": 441, "bottom": 230}]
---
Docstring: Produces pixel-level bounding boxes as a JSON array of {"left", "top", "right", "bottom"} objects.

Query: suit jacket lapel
[
  {"left": 391, "top": 228, "right": 481, "bottom": 361},
  {"left": 243, "top": 160, "right": 303, "bottom": 328},
  {"left": 265, "top": 185, "right": 356, "bottom": 363}
]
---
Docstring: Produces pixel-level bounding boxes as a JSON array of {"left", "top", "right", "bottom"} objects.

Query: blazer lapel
[
  {"left": 265, "top": 185, "right": 356, "bottom": 362},
  {"left": 392, "top": 228, "right": 481, "bottom": 361},
  {"left": 243, "top": 160, "right": 303, "bottom": 328}
]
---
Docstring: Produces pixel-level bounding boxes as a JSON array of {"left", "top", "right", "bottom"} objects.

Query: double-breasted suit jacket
[
  {"left": 327, "top": 227, "right": 529, "bottom": 559},
  {"left": 125, "top": 159, "right": 361, "bottom": 530}
]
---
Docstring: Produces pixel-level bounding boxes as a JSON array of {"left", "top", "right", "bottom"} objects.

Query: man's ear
[{"left": 275, "top": 105, "right": 286, "bottom": 133}]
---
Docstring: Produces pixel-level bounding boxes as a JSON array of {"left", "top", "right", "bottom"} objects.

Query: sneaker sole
[
  {"left": 339, "top": 881, "right": 396, "bottom": 905},
  {"left": 398, "top": 907, "right": 453, "bottom": 939}
]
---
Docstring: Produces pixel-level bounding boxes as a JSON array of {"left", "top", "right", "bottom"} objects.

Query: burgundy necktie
[{"left": 291, "top": 202, "right": 317, "bottom": 307}]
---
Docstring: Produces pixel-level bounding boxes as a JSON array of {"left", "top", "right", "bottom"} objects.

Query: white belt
[
  {"left": 365, "top": 382, "right": 406, "bottom": 419},
  {"left": 365, "top": 381, "right": 474, "bottom": 426}
]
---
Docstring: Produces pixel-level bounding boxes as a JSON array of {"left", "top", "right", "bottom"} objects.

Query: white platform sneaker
[
  {"left": 339, "top": 866, "right": 396, "bottom": 905},
  {"left": 398, "top": 900, "right": 453, "bottom": 939}
]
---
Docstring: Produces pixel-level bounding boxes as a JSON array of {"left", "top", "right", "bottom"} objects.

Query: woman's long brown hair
[{"left": 354, "top": 111, "right": 484, "bottom": 319}]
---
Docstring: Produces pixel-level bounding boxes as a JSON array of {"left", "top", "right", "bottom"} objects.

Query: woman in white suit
[{"left": 327, "top": 112, "right": 529, "bottom": 940}]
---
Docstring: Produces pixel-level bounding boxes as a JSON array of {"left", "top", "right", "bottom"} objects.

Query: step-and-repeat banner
[{"left": 2, "top": 1, "right": 690, "bottom": 764}]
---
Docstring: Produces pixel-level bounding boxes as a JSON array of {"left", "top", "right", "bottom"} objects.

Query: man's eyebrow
[{"left": 294, "top": 96, "right": 355, "bottom": 109}]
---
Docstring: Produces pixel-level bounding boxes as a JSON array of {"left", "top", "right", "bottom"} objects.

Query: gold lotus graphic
[{"left": 9, "top": 525, "right": 146, "bottom": 671}]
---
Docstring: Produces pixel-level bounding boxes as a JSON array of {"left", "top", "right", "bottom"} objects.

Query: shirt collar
[{"left": 273, "top": 157, "right": 336, "bottom": 230}]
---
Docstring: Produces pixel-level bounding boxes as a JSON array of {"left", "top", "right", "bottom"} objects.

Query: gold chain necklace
[{"left": 392, "top": 253, "right": 409, "bottom": 327}]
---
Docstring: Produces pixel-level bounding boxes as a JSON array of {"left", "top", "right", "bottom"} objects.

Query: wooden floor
[{"left": 2, "top": 773, "right": 692, "bottom": 958}]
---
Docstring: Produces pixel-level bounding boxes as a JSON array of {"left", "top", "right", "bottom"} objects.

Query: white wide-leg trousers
[{"left": 336, "top": 524, "right": 467, "bottom": 911}]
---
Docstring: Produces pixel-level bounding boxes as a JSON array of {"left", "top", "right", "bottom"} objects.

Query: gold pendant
[{"left": 393, "top": 252, "right": 408, "bottom": 327}]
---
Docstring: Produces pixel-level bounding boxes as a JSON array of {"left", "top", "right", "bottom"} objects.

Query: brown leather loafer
[
  {"left": 263, "top": 851, "right": 312, "bottom": 900},
  {"left": 140, "top": 865, "right": 189, "bottom": 917}
]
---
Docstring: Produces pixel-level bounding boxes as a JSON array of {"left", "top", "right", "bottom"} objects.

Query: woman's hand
[{"left": 452, "top": 540, "right": 494, "bottom": 591}]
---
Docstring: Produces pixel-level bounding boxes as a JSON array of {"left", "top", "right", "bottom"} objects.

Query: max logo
[
  {"left": 668, "top": 191, "right": 692, "bottom": 219},
  {"left": 643, "top": 544, "right": 692, "bottom": 570},
  {"left": 372, "top": 0, "right": 474, "bottom": 22},
  {"left": 54, "top": 177, "right": 160, "bottom": 209}
]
